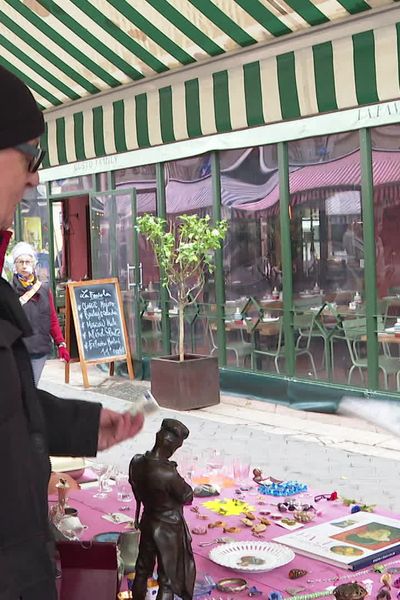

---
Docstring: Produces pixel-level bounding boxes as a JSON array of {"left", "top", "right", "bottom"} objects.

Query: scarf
[{"left": 16, "top": 272, "right": 36, "bottom": 289}]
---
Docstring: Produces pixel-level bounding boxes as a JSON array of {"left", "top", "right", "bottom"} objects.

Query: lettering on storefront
[
  {"left": 64, "top": 278, "right": 134, "bottom": 387},
  {"left": 357, "top": 100, "right": 400, "bottom": 123},
  {"left": 72, "top": 155, "right": 118, "bottom": 175}
]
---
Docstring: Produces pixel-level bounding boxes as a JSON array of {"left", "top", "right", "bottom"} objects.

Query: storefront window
[
  {"left": 372, "top": 125, "right": 400, "bottom": 392},
  {"left": 222, "top": 145, "right": 282, "bottom": 373},
  {"left": 50, "top": 175, "right": 93, "bottom": 195},
  {"left": 114, "top": 165, "right": 160, "bottom": 356},
  {"left": 19, "top": 184, "right": 50, "bottom": 282},
  {"left": 288, "top": 134, "right": 364, "bottom": 385},
  {"left": 164, "top": 154, "right": 213, "bottom": 357}
]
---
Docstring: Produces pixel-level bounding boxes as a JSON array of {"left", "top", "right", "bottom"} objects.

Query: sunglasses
[
  {"left": 15, "top": 142, "right": 46, "bottom": 173},
  {"left": 314, "top": 491, "right": 338, "bottom": 502}
]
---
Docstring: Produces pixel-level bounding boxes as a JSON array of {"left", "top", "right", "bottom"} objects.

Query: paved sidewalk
[{"left": 40, "top": 360, "right": 400, "bottom": 512}]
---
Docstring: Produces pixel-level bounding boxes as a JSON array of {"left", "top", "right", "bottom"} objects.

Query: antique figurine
[{"left": 129, "top": 419, "right": 196, "bottom": 600}]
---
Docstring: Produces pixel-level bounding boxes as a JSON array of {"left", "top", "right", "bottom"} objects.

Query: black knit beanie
[{"left": 0, "top": 65, "right": 45, "bottom": 151}]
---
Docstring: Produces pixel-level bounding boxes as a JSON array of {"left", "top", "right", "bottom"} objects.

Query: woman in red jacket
[{"left": 11, "top": 241, "right": 70, "bottom": 385}]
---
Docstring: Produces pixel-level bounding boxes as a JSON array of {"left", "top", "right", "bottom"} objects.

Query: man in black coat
[{"left": 0, "top": 65, "right": 144, "bottom": 600}]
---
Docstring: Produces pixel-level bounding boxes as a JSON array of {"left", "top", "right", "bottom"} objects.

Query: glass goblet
[{"left": 92, "top": 462, "right": 109, "bottom": 499}]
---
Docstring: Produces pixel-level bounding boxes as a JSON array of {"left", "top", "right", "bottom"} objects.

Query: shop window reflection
[
  {"left": 163, "top": 155, "right": 214, "bottom": 357},
  {"left": 222, "top": 146, "right": 283, "bottom": 374},
  {"left": 288, "top": 134, "right": 364, "bottom": 386},
  {"left": 18, "top": 185, "right": 50, "bottom": 283},
  {"left": 372, "top": 125, "right": 400, "bottom": 392}
]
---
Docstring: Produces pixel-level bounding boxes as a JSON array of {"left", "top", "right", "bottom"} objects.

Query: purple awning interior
[{"left": 115, "top": 149, "right": 400, "bottom": 216}]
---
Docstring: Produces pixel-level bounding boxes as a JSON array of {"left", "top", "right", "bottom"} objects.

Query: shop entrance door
[
  {"left": 89, "top": 190, "right": 145, "bottom": 365},
  {"left": 50, "top": 196, "right": 91, "bottom": 323}
]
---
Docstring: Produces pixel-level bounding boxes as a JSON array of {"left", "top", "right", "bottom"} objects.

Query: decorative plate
[
  {"left": 209, "top": 541, "right": 295, "bottom": 573},
  {"left": 92, "top": 531, "right": 121, "bottom": 543}
]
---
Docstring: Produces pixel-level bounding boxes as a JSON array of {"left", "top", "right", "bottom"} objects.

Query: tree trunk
[{"left": 178, "top": 300, "right": 185, "bottom": 362}]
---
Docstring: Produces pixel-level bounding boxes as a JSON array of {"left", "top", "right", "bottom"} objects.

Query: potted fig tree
[{"left": 137, "top": 213, "right": 227, "bottom": 410}]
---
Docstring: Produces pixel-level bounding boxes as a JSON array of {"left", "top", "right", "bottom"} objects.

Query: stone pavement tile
[
  {"left": 376, "top": 437, "right": 400, "bottom": 451},
  {"left": 41, "top": 360, "right": 399, "bottom": 459},
  {"left": 220, "top": 393, "right": 382, "bottom": 432}
]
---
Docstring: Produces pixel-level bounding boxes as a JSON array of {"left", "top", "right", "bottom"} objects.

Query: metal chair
[
  {"left": 343, "top": 318, "right": 400, "bottom": 388},
  {"left": 293, "top": 312, "right": 318, "bottom": 378},
  {"left": 208, "top": 319, "right": 252, "bottom": 367},
  {"left": 251, "top": 318, "right": 284, "bottom": 373}
]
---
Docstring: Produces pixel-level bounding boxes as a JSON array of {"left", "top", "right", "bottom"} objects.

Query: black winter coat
[
  {"left": 11, "top": 275, "right": 52, "bottom": 356},
  {"left": 0, "top": 277, "right": 101, "bottom": 599}
]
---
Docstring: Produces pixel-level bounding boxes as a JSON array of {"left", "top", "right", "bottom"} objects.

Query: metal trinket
[{"left": 216, "top": 578, "right": 248, "bottom": 593}]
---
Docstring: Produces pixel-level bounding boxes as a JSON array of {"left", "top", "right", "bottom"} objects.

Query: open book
[{"left": 274, "top": 511, "right": 400, "bottom": 571}]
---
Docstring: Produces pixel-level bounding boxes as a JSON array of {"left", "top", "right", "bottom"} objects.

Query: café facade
[{"left": 6, "top": 0, "right": 400, "bottom": 408}]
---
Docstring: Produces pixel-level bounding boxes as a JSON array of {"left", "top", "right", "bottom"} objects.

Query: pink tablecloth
[{"left": 49, "top": 479, "right": 396, "bottom": 598}]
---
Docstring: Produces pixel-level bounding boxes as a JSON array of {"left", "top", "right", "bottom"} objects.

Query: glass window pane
[
  {"left": 50, "top": 175, "right": 93, "bottom": 195},
  {"left": 162, "top": 154, "right": 213, "bottom": 357},
  {"left": 288, "top": 134, "right": 365, "bottom": 386},
  {"left": 18, "top": 184, "right": 50, "bottom": 282},
  {"left": 222, "top": 145, "right": 282, "bottom": 373},
  {"left": 372, "top": 125, "right": 400, "bottom": 392},
  {"left": 114, "top": 165, "right": 160, "bottom": 356}
]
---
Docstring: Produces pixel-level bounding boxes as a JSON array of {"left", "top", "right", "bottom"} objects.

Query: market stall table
[{"left": 51, "top": 477, "right": 399, "bottom": 599}]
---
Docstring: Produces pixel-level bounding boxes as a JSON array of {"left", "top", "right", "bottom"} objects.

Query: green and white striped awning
[{"left": 1, "top": 0, "right": 399, "bottom": 167}]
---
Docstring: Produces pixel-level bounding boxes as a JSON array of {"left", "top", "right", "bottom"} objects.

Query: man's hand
[{"left": 98, "top": 408, "right": 144, "bottom": 451}]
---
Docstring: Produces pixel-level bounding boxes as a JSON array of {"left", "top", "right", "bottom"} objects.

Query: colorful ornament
[
  {"left": 351, "top": 505, "right": 361, "bottom": 514},
  {"left": 259, "top": 481, "right": 307, "bottom": 497},
  {"left": 289, "top": 569, "right": 308, "bottom": 580},
  {"left": 248, "top": 585, "right": 263, "bottom": 596}
]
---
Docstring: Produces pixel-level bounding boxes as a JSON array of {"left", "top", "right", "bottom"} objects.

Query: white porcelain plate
[{"left": 209, "top": 541, "right": 295, "bottom": 573}]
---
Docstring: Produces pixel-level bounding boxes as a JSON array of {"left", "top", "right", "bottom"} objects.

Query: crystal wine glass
[{"left": 92, "top": 462, "right": 109, "bottom": 499}]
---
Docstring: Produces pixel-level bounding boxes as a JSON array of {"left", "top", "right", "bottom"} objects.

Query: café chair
[
  {"left": 343, "top": 318, "right": 400, "bottom": 389},
  {"left": 293, "top": 312, "right": 318, "bottom": 378},
  {"left": 208, "top": 319, "right": 252, "bottom": 367},
  {"left": 251, "top": 318, "right": 284, "bottom": 373}
]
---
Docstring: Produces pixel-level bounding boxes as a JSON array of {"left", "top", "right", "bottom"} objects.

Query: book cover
[{"left": 274, "top": 512, "right": 400, "bottom": 571}]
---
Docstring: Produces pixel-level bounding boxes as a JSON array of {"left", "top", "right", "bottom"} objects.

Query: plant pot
[{"left": 150, "top": 353, "right": 220, "bottom": 410}]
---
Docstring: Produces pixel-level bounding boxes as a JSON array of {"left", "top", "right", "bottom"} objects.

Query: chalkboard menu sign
[
  {"left": 64, "top": 278, "right": 134, "bottom": 388},
  {"left": 73, "top": 282, "right": 125, "bottom": 361}
]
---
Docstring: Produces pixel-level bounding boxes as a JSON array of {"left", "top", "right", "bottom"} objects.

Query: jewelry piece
[
  {"left": 314, "top": 492, "right": 338, "bottom": 502},
  {"left": 191, "top": 527, "right": 207, "bottom": 535},
  {"left": 216, "top": 578, "right": 248, "bottom": 593},
  {"left": 288, "top": 589, "right": 333, "bottom": 600}
]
